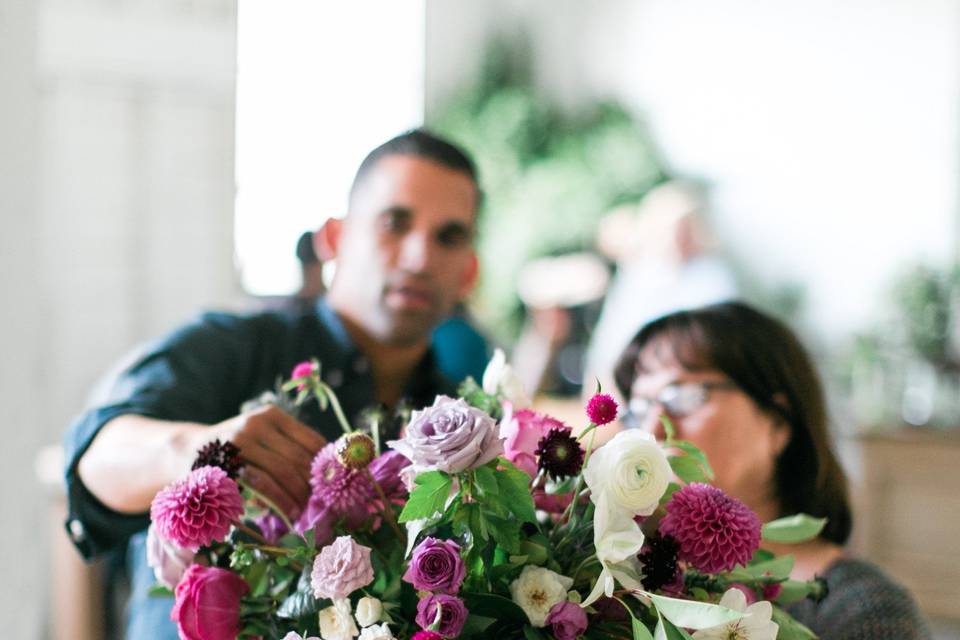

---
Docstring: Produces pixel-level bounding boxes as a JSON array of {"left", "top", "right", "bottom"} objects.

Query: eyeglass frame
[{"left": 623, "top": 380, "right": 739, "bottom": 429}]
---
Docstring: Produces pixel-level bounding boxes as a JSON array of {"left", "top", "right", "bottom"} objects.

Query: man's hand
[{"left": 207, "top": 405, "right": 327, "bottom": 520}]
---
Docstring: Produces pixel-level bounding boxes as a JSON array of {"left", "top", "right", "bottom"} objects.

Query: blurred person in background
[
  {"left": 62, "top": 129, "right": 482, "bottom": 639},
  {"left": 615, "top": 301, "right": 931, "bottom": 639},
  {"left": 585, "top": 180, "right": 736, "bottom": 401}
]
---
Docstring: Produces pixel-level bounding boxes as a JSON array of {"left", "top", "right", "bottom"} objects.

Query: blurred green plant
[
  {"left": 891, "top": 263, "right": 960, "bottom": 368},
  {"left": 428, "top": 34, "right": 668, "bottom": 341}
]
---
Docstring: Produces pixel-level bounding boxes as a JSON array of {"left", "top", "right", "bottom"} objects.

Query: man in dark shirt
[{"left": 62, "top": 129, "right": 482, "bottom": 638}]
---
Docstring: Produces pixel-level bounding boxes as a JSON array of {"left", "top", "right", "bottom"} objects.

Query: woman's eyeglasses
[{"left": 624, "top": 381, "right": 738, "bottom": 429}]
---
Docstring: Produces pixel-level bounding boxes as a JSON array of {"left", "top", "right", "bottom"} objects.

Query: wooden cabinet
[{"left": 846, "top": 429, "right": 960, "bottom": 623}]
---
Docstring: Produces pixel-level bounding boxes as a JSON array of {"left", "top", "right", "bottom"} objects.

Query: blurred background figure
[
  {"left": 431, "top": 303, "right": 491, "bottom": 386},
  {"left": 294, "top": 230, "right": 326, "bottom": 308},
  {"left": 584, "top": 180, "right": 737, "bottom": 400}
]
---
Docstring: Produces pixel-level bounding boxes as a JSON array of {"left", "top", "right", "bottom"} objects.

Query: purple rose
[
  {"left": 388, "top": 396, "right": 502, "bottom": 474},
  {"left": 415, "top": 593, "right": 468, "bottom": 639},
  {"left": 403, "top": 537, "right": 466, "bottom": 594},
  {"left": 546, "top": 601, "right": 588, "bottom": 640}
]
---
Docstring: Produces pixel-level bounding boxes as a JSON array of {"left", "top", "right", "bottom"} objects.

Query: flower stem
[
  {"left": 319, "top": 382, "right": 352, "bottom": 435},
  {"left": 238, "top": 478, "right": 295, "bottom": 533},
  {"left": 364, "top": 469, "right": 406, "bottom": 546}
]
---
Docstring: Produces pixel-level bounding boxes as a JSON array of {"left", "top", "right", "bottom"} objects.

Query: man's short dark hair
[{"left": 349, "top": 129, "right": 481, "bottom": 206}]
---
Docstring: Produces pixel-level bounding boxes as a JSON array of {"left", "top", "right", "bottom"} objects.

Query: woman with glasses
[{"left": 614, "top": 301, "right": 930, "bottom": 639}]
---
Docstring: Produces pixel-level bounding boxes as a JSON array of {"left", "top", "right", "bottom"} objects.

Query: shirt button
[
  {"left": 68, "top": 519, "right": 86, "bottom": 543},
  {"left": 326, "top": 369, "right": 343, "bottom": 388}
]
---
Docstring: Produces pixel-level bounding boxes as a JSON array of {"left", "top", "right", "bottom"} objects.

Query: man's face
[{"left": 327, "top": 154, "right": 479, "bottom": 346}]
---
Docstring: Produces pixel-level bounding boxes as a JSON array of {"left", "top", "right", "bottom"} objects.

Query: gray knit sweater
[{"left": 785, "top": 558, "right": 932, "bottom": 639}]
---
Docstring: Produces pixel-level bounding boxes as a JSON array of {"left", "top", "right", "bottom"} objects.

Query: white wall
[
  {"left": 1, "top": 1, "right": 239, "bottom": 636},
  {"left": 426, "top": 0, "right": 960, "bottom": 340}
]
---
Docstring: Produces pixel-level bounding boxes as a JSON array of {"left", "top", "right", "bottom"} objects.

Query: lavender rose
[
  {"left": 415, "top": 594, "right": 468, "bottom": 639},
  {"left": 311, "top": 536, "right": 375, "bottom": 601},
  {"left": 545, "top": 601, "right": 588, "bottom": 640},
  {"left": 403, "top": 537, "right": 466, "bottom": 594},
  {"left": 388, "top": 396, "right": 502, "bottom": 474}
]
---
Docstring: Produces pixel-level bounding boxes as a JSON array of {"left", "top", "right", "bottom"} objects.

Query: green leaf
[
  {"left": 771, "top": 606, "right": 819, "bottom": 639},
  {"left": 474, "top": 466, "right": 500, "bottom": 496},
  {"left": 523, "top": 625, "right": 547, "bottom": 640},
  {"left": 776, "top": 578, "right": 823, "bottom": 605},
  {"left": 659, "top": 415, "right": 676, "bottom": 441},
  {"left": 244, "top": 560, "right": 270, "bottom": 597},
  {"left": 495, "top": 460, "right": 537, "bottom": 523},
  {"left": 147, "top": 584, "right": 173, "bottom": 598},
  {"left": 655, "top": 614, "right": 695, "bottom": 640},
  {"left": 485, "top": 513, "right": 522, "bottom": 553},
  {"left": 461, "top": 614, "right": 498, "bottom": 635},
  {"left": 668, "top": 455, "right": 709, "bottom": 484},
  {"left": 762, "top": 514, "right": 827, "bottom": 543},
  {"left": 726, "top": 555, "right": 794, "bottom": 581},
  {"left": 399, "top": 471, "right": 453, "bottom": 523},
  {"left": 462, "top": 592, "right": 530, "bottom": 623},
  {"left": 632, "top": 616, "right": 655, "bottom": 640},
  {"left": 670, "top": 441, "right": 714, "bottom": 480},
  {"left": 650, "top": 593, "right": 745, "bottom": 630}
]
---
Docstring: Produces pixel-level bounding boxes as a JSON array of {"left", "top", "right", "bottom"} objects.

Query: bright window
[{"left": 235, "top": 2, "right": 425, "bottom": 295}]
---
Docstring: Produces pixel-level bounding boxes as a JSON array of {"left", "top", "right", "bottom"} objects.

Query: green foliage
[
  {"left": 429, "top": 33, "right": 667, "bottom": 339},
  {"left": 458, "top": 377, "right": 503, "bottom": 419},
  {"left": 771, "top": 606, "right": 819, "bottom": 639},
  {"left": 399, "top": 471, "right": 454, "bottom": 523},
  {"left": 761, "top": 514, "right": 827, "bottom": 544}
]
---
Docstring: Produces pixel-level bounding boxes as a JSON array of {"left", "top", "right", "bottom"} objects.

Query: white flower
[
  {"left": 355, "top": 596, "right": 383, "bottom": 627},
  {"left": 482, "top": 348, "right": 530, "bottom": 407},
  {"left": 583, "top": 429, "right": 671, "bottom": 517},
  {"left": 692, "top": 589, "right": 779, "bottom": 640},
  {"left": 509, "top": 565, "right": 574, "bottom": 627},
  {"left": 318, "top": 599, "right": 359, "bottom": 640},
  {"left": 357, "top": 623, "right": 395, "bottom": 640},
  {"left": 282, "top": 633, "right": 320, "bottom": 640}
]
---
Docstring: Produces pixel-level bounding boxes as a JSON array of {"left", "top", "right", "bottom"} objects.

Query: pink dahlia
[
  {"left": 150, "top": 465, "right": 244, "bottom": 552},
  {"left": 586, "top": 393, "right": 618, "bottom": 425},
  {"left": 296, "top": 446, "right": 409, "bottom": 543},
  {"left": 658, "top": 483, "right": 761, "bottom": 573}
]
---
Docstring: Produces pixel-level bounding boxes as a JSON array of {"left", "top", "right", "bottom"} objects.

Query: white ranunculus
[
  {"left": 583, "top": 429, "right": 671, "bottom": 517},
  {"left": 318, "top": 599, "right": 359, "bottom": 640},
  {"left": 355, "top": 596, "right": 383, "bottom": 627},
  {"left": 509, "top": 565, "right": 574, "bottom": 627},
  {"left": 282, "top": 633, "right": 320, "bottom": 640},
  {"left": 692, "top": 589, "right": 779, "bottom": 640},
  {"left": 482, "top": 348, "right": 530, "bottom": 407},
  {"left": 357, "top": 623, "right": 395, "bottom": 640}
]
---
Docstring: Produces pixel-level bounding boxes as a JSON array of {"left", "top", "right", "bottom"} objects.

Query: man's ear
[
  {"left": 314, "top": 217, "right": 343, "bottom": 261},
  {"left": 458, "top": 251, "right": 480, "bottom": 299}
]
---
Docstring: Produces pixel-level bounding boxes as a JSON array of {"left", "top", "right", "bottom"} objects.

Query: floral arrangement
[{"left": 147, "top": 350, "right": 826, "bottom": 640}]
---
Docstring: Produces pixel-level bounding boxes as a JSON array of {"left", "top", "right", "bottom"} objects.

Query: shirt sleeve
[{"left": 62, "top": 312, "right": 260, "bottom": 560}]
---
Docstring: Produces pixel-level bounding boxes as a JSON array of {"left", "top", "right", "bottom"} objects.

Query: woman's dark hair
[{"left": 613, "top": 301, "right": 852, "bottom": 545}]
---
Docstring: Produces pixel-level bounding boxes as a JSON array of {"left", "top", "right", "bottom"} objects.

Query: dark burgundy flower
[
  {"left": 191, "top": 439, "right": 243, "bottom": 479},
  {"left": 535, "top": 427, "right": 585, "bottom": 479},
  {"left": 639, "top": 533, "right": 681, "bottom": 592}
]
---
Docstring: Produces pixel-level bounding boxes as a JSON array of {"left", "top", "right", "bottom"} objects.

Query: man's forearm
[{"left": 77, "top": 415, "right": 208, "bottom": 514}]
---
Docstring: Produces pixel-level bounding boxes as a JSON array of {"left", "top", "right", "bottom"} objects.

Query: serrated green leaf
[
  {"left": 650, "top": 593, "right": 745, "bottom": 630},
  {"left": 762, "top": 514, "right": 827, "bottom": 543},
  {"left": 474, "top": 466, "right": 499, "bottom": 496},
  {"left": 495, "top": 460, "right": 537, "bottom": 523},
  {"left": 398, "top": 471, "right": 453, "bottom": 523},
  {"left": 485, "top": 513, "right": 522, "bottom": 553}
]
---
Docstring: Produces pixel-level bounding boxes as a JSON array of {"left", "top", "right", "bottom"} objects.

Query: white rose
[
  {"left": 509, "top": 565, "right": 574, "bottom": 627},
  {"left": 355, "top": 596, "right": 383, "bottom": 627},
  {"left": 482, "top": 348, "right": 530, "bottom": 407},
  {"left": 357, "top": 623, "right": 395, "bottom": 640},
  {"left": 318, "top": 599, "right": 359, "bottom": 640},
  {"left": 583, "top": 429, "right": 671, "bottom": 517},
  {"left": 282, "top": 633, "right": 320, "bottom": 640},
  {"left": 693, "top": 589, "right": 778, "bottom": 640}
]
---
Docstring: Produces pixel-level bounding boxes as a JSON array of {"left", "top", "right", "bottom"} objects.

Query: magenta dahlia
[
  {"left": 658, "top": 483, "right": 761, "bottom": 573},
  {"left": 150, "top": 465, "right": 244, "bottom": 552},
  {"left": 535, "top": 427, "right": 585, "bottom": 479},
  {"left": 586, "top": 393, "right": 618, "bottom": 425}
]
